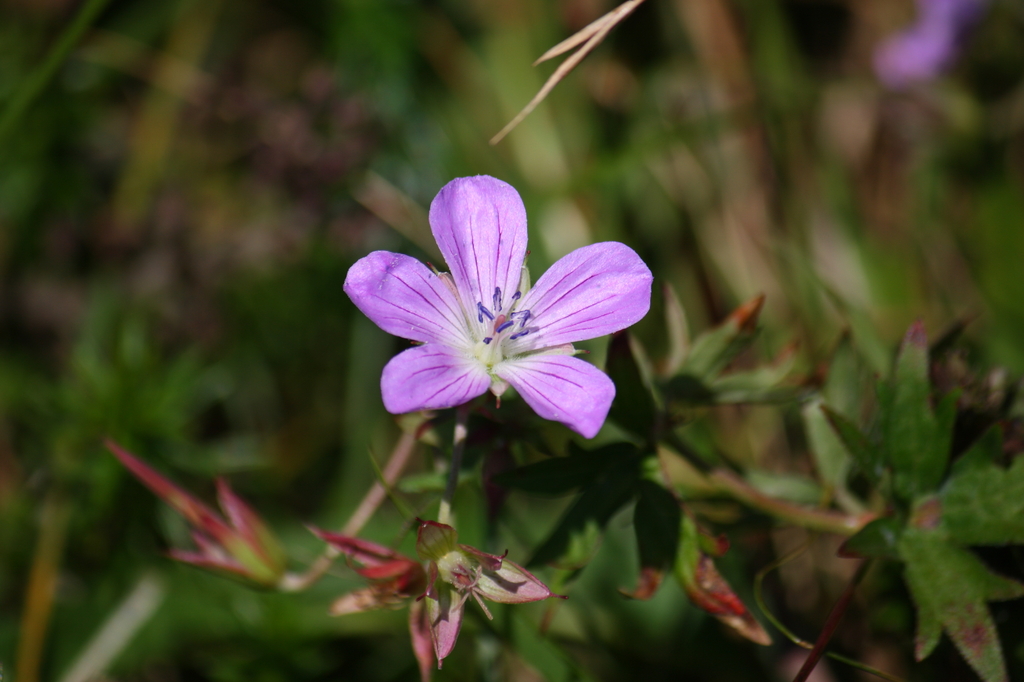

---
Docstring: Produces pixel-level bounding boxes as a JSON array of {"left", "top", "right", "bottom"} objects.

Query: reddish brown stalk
[
  {"left": 279, "top": 428, "right": 419, "bottom": 592},
  {"left": 792, "top": 560, "right": 870, "bottom": 682}
]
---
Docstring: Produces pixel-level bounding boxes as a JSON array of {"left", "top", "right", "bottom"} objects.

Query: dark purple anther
[
  {"left": 493, "top": 287, "right": 503, "bottom": 313},
  {"left": 510, "top": 329, "right": 531, "bottom": 340},
  {"left": 496, "top": 321, "right": 515, "bottom": 333},
  {"left": 510, "top": 310, "right": 531, "bottom": 328},
  {"left": 482, "top": 337, "right": 493, "bottom": 344},
  {"left": 477, "top": 302, "right": 494, "bottom": 323}
]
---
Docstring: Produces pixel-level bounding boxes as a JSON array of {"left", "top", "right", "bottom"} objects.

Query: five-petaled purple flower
[
  {"left": 344, "top": 175, "right": 652, "bottom": 438},
  {"left": 874, "top": 0, "right": 986, "bottom": 89}
]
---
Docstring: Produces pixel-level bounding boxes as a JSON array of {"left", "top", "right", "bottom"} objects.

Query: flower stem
[
  {"left": 437, "top": 404, "right": 469, "bottom": 526},
  {"left": 279, "top": 428, "right": 419, "bottom": 592},
  {"left": 708, "top": 469, "right": 872, "bottom": 536}
]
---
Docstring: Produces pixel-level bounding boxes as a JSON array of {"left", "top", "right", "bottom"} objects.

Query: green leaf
[
  {"left": 900, "top": 528, "right": 1024, "bottom": 682},
  {"left": 679, "top": 295, "right": 764, "bottom": 380},
  {"left": 883, "top": 322, "right": 953, "bottom": 501},
  {"left": 707, "top": 357, "right": 802, "bottom": 404},
  {"left": 950, "top": 425, "right": 1003, "bottom": 478},
  {"left": 942, "top": 434, "right": 1024, "bottom": 546},
  {"left": 662, "top": 283, "right": 690, "bottom": 376},
  {"left": 528, "top": 456, "right": 640, "bottom": 570},
  {"left": 606, "top": 332, "right": 658, "bottom": 440},
  {"left": 821, "top": 333, "right": 867, "bottom": 421},
  {"left": 822, "top": 405, "right": 882, "bottom": 483},
  {"left": 837, "top": 516, "right": 902, "bottom": 560},
  {"left": 491, "top": 443, "right": 629, "bottom": 495},
  {"left": 803, "top": 397, "right": 851, "bottom": 489},
  {"left": 744, "top": 470, "right": 822, "bottom": 505},
  {"left": 633, "top": 480, "right": 681, "bottom": 573}
]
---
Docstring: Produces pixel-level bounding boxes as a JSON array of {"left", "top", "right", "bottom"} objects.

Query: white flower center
[{"left": 467, "top": 286, "right": 535, "bottom": 369}]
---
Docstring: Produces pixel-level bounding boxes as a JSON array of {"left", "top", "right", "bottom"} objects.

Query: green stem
[
  {"left": 0, "top": 0, "right": 114, "bottom": 147},
  {"left": 437, "top": 404, "right": 469, "bottom": 526},
  {"left": 708, "top": 469, "right": 871, "bottom": 536}
]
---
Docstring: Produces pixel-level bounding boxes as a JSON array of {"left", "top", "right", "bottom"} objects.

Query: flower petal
[
  {"left": 494, "top": 355, "right": 614, "bottom": 438},
  {"left": 381, "top": 344, "right": 490, "bottom": 414},
  {"left": 429, "top": 176, "right": 528, "bottom": 317},
  {"left": 408, "top": 599, "right": 435, "bottom": 682},
  {"left": 514, "top": 242, "right": 652, "bottom": 350},
  {"left": 310, "top": 529, "right": 407, "bottom": 567},
  {"left": 476, "top": 557, "right": 559, "bottom": 604},
  {"left": 330, "top": 587, "right": 390, "bottom": 615},
  {"left": 426, "top": 582, "right": 466, "bottom": 667},
  {"left": 344, "top": 251, "right": 471, "bottom": 346}
]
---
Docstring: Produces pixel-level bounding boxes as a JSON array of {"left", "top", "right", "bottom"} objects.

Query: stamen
[
  {"left": 477, "top": 302, "right": 494, "bottom": 322},
  {"left": 492, "top": 287, "right": 502, "bottom": 313},
  {"left": 511, "top": 290, "right": 521, "bottom": 302},
  {"left": 510, "top": 329, "right": 531, "bottom": 340},
  {"left": 482, "top": 337, "right": 493, "bottom": 344},
  {"left": 496, "top": 321, "right": 514, "bottom": 333},
  {"left": 510, "top": 310, "right": 531, "bottom": 328}
]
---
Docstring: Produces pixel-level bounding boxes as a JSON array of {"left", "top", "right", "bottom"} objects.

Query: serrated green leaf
[
  {"left": 634, "top": 480, "right": 681, "bottom": 572},
  {"left": 606, "top": 332, "right": 658, "bottom": 440},
  {"left": 950, "top": 426, "right": 1003, "bottom": 478},
  {"left": 822, "top": 405, "right": 883, "bottom": 483},
  {"left": 803, "top": 398, "right": 851, "bottom": 489},
  {"left": 491, "top": 443, "right": 628, "bottom": 495},
  {"left": 679, "top": 295, "right": 763, "bottom": 380},
  {"left": 838, "top": 516, "right": 902, "bottom": 559},
  {"left": 943, "top": 433, "right": 1024, "bottom": 546},
  {"left": 900, "top": 528, "right": 1024, "bottom": 682},
  {"left": 528, "top": 457, "right": 640, "bottom": 569},
  {"left": 884, "top": 323, "right": 953, "bottom": 501}
]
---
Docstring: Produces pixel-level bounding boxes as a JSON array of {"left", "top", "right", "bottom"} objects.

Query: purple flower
[
  {"left": 344, "top": 175, "right": 652, "bottom": 438},
  {"left": 874, "top": 0, "right": 986, "bottom": 89}
]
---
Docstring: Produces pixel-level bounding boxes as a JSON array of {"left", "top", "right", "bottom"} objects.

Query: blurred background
[{"left": 1, "top": 0, "right": 1023, "bottom": 680}]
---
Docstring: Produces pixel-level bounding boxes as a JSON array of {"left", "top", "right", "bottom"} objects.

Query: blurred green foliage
[{"left": 2, "top": 0, "right": 1024, "bottom": 680}]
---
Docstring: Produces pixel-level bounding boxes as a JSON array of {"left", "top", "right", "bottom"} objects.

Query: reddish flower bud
[{"left": 107, "top": 439, "right": 286, "bottom": 588}]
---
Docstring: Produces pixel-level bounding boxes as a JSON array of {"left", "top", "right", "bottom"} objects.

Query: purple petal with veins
[
  {"left": 429, "top": 176, "right": 528, "bottom": 317},
  {"left": 343, "top": 175, "right": 653, "bottom": 438},
  {"left": 495, "top": 354, "right": 615, "bottom": 438},
  {"left": 381, "top": 344, "right": 491, "bottom": 414},
  {"left": 344, "top": 251, "right": 470, "bottom": 347},
  {"left": 514, "top": 242, "right": 652, "bottom": 351}
]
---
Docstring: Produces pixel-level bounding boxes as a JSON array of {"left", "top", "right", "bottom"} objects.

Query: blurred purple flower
[
  {"left": 344, "top": 175, "right": 652, "bottom": 438},
  {"left": 874, "top": 0, "right": 987, "bottom": 89}
]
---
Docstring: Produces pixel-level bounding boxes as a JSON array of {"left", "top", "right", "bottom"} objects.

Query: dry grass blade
[
  {"left": 533, "top": 0, "right": 637, "bottom": 65},
  {"left": 490, "top": 0, "right": 645, "bottom": 145}
]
